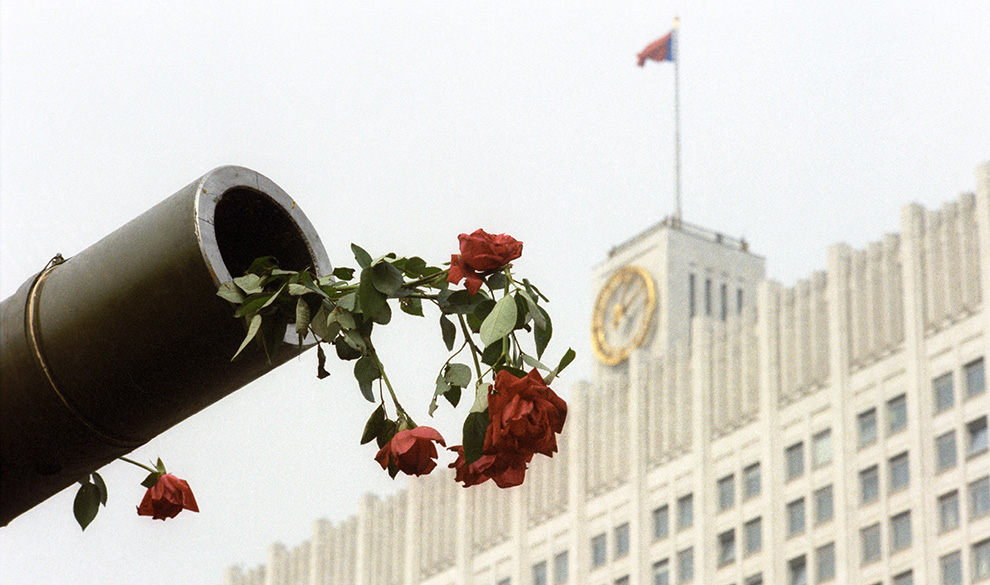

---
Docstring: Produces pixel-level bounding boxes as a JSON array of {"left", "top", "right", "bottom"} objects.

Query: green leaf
[
  {"left": 439, "top": 315, "right": 456, "bottom": 351},
  {"left": 233, "top": 293, "right": 272, "bottom": 318},
  {"left": 371, "top": 301, "right": 392, "bottom": 325},
  {"left": 231, "top": 314, "right": 262, "bottom": 360},
  {"left": 517, "top": 290, "right": 546, "bottom": 329},
  {"left": 443, "top": 386, "right": 462, "bottom": 408},
  {"left": 429, "top": 375, "right": 451, "bottom": 416},
  {"left": 317, "top": 343, "right": 331, "bottom": 379},
  {"left": 233, "top": 273, "right": 265, "bottom": 295},
  {"left": 310, "top": 304, "right": 341, "bottom": 342},
  {"left": 351, "top": 244, "right": 372, "bottom": 269},
  {"left": 521, "top": 353, "right": 549, "bottom": 371},
  {"left": 358, "top": 268, "right": 387, "bottom": 319},
  {"left": 73, "top": 482, "right": 101, "bottom": 530},
  {"left": 258, "top": 311, "right": 288, "bottom": 362},
  {"left": 334, "top": 335, "right": 363, "bottom": 361},
  {"left": 556, "top": 347, "right": 576, "bottom": 374},
  {"left": 485, "top": 270, "right": 506, "bottom": 290},
  {"left": 523, "top": 278, "right": 549, "bottom": 302},
  {"left": 332, "top": 266, "right": 356, "bottom": 281},
  {"left": 353, "top": 356, "right": 380, "bottom": 402},
  {"left": 444, "top": 363, "right": 472, "bottom": 388},
  {"left": 246, "top": 256, "right": 278, "bottom": 276},
  {"left": 513, "top": 292, "right": 531, "bottom": 329},
  {"left": 217, "top": 281, "right": 246, "bottom": 304},
  {"left": 399, "top": 297, "right": 424, "bottom": 317},
  {"left": 371, "top": 262, "right": 404, "bottom": 295},
  {"left": 156, "top": 458, "right": 166, "bottom": 474},
  {"left": 534, "top": 305, "right": 552, "bottom": 359},
  {"left": 92, "top": 472, "right": 108, "bottom": 506},
  {"left": 401, "top": 256, "right": 427, "bottom": 277},
  {"left": 141, "top": 471, "right": 160, "bottom": 488},
  {"left": 361, "top": 405, "right": 387, "bottom": 445},
  {"left": 332, "top": 307, "right": 357, "bottom": 330},
  {"left": 462, "top": 410, "right": 490, "bottom": 465},
  {"left": 295, "top": 297, "right": 312, "bottom": 337},
  {"left": 481, "top": 341, "right": 503, "bottom": 366},
  {"left": 479, "top": 295, "right": 518, "bottom": 346},
  {"left": 288, "top": 283, "right": 310, "bottom": 296}
]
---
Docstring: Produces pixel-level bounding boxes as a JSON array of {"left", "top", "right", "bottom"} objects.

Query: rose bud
[
  {"left": 375, "top": 426, "right": 446, "bottom": 478},
  {"left": 136, "top": 473, "right": 199, "bottom": 521}
]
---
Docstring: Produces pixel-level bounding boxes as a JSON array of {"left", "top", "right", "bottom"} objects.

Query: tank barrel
[{"left": 0, "top": 166, "right": 330, "bottom": 526}]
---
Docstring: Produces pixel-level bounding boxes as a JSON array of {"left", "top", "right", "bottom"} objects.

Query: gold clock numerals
[{"left": 591, "top": 266, "right": 657, "bottom": 365}]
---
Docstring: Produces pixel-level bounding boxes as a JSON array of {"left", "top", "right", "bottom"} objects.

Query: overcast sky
[{"left": 1, "top": 1, "right": 988, "bottom": 583}]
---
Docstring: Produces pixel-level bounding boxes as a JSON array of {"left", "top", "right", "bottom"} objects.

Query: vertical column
[
  {"left": 690, "top": 317, "right": 712, "bottom": 584},
  {"left": 403, "top": 481, "right": 421, "bottom": 584},
  {"left": 755, "top": 280, "right": 780, "bottom": 584},
  {"left": 976, "top": 163, "right": 990, "bottom": 314},
  {"left": 567, "top": 383, "right": 590, "bottom": 585},
  {"left": 942, "top": 201, "right": 962, "bottom": 318}
]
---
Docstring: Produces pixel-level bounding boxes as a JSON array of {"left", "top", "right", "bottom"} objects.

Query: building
[{"left": 224, "top": 162, "right": 990, "bottom": 585}]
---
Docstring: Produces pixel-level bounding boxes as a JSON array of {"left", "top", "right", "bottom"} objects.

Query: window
[
  {"left": 813, "top": 485, "right": 834, "bottom": 525},
  {"left": 688, "top": 274, "right": 696, "bottom": 319},
  {"left": 744, "top": 574, "right": 763, "bottom": 585},
  {"left": 717, "top": 529, "right": 736, "bottom": 566},
  {"left": 743, "top": 517, "right": 762, "bottom": 556},
  {"left": 933, "top": 371, "right": 954, "bottom": 413},
  {"left": 967, "top": 415, "right": 989, "bottom": 456},
  {"left": 614, "top": 522, "right": 630, "bottom": 559},
  {"left": 705, "top": 278, "right": 712, "bottom": 316},
  {"left": 812, "top": 429, "right": 832, "bottom": 468},
  {"left": 939, "top": 490, "right": 960, "bottom": 533},
  {"left": 553, "top": 551, "right": 568, "bottom": 584},
  {"left": 652, "top": 559, "right": 669, "bottom": 585},
  {"left": 718, "top": 474, "right": 735, "bottom": 511},
  {"left": 860, "top": 465, "right": 879, "bottom": 504},
  {"left": 786, "top": 442, "right": 805, "bottom": 481},
  {"left": 861, "top": 523, "right": 881, "bottom": 565},
  {"left": 787, "top": 498, "right": 806, "bottom": 537},
  {"left": 858, "top": 408, "right": 878, "bottom": 447},
  {"left": 890, "top": 510, "right": 912, "bottom": 552},
  {"left": 720, "top": 283, "right": 727, "bottom": 320},
  {"left": 677, "top": 494, "right": 693, "bottom": 530},
  {"left": 498, "top": 579, "right": 511, "bottom": 585},
  {"left": 889, "top": 452, "right": 910, "bottom": 493},
  {"left": 966, "top": 357, "right": 985, "bottom": 398},
  {"left": 743, "top": 463, "right": 761, "bottom": 500},
  {"left": 892, "top": 570, "right": 913, "bottom": 585},
  {"left": 591, "top": 533, "right": 607, "bottom": 568},
  {"left": 652, "top": 505, "right": 670, "bottom": 540},
  {"left": 940, "top": 550, "right": 962, "bottom": 585},
  {"left": 677, "top": 547, "right": 694, "bottom": 583},
  {"left": 815, "top": 542, "right": 835, "bottom": 583},
  {"left": 887, "top": 394, "right": 907, "bottom": 435},
  {"left": 533, "top": 561, "right": 548, "bottom": 585},
  {"left": 788, "top": 554, "right": 808, "bottom": 585},
  {"left": 936, "top": 431, "right": 958, "bottom": 472},
  {"left": 737, "top": 288, "right": 744, "bottom": 314},
  {"left": 970, "top": 476, "right": 990, "bottom": 519},
  {"left": 974, "top": 537, "right": 990, "bottom": 580},
  {"left": 614, "top": 577, "right": 630, "bottom": 585}
]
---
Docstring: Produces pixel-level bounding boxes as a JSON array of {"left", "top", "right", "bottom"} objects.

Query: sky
[{"left": 1, "top": 1, "right": 988, "bottom": 583}]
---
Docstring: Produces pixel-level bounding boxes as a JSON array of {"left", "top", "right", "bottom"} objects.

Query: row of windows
[
  {"left": 936, "top": 415, "right": 989, "bottom": 472},
  {"left": 941, "top": 538, "right": 990, "bottom": 585},
  {"left": 688, "top": 273, "right": 744, "bottom": 321},
  {"left": 860, "top": 510, "right": 913, "bottom": 565},
  {"left": 650, "top": 493, "right": 695, "bottom": 543},
  {"left": 786, "top": 485, "right": 834, "bottom": 537},
  {"left": 785, "top": 542, "right": 836, "bottom": 585},
  {"left": 938, "top": 475, "right": 990, "bottom": 532},
  {"left": 530, "top": 551, "right": 568, "bottom": 585},
  {"left": 785, "top": 429, "right": 833, "bottom": 482},
  {"left": 717, "top": 461, "right": 762, "bottom": 512},
  {"left": 717, "top": 516, "right": 763, "bottom": 566},
  {"left": 857, "top": 393, "right": 907, "bottom": 448},
  {"left": 934, "top": 357, "right": 986, "bottom": 414}
]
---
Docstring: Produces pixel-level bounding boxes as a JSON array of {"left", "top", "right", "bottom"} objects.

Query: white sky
[{"left": 1, "top": 1, "right": 988, "bottom": 583}]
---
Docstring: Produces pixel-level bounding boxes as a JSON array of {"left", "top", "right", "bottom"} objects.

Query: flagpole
[{"left": 673, "top": 15, "right": 681, "bottom": 223}]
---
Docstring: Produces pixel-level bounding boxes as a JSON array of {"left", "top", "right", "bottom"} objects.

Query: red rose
[
  {"left": 447, "top": 230, "right": 523, "bottom": 295},
  {"left": 457, "top": 229, "right": 523, "bottom": 272},
  {"left": 136, "top": 473, "right": 199, "bottom": 520},
  {"left": 484, "top": 369, "right": 567, "bottom": 459},
  {"left": 447, "top": 254, "right": 485, "bottom": 296},
  {"left": 448, "top": 445, "right": 531, "bottom": 489},
  {"left": 375, "top": 426, "right": 446, "bottom": 478}
]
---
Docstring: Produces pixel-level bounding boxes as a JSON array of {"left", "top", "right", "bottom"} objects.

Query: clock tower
[{"left": 591, "top": 217, "right": 765, "bottom": 370}]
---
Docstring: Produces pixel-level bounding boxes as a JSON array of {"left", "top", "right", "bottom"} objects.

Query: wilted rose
[
  {"left": 484, "top": 368, "right": 567, "bottom": 458},
  {"left": 375, "top": 426, "right": 446, "bottom": 478},
  {"left": 136, "top": 473, "right": 199, "bottom": 521},
  {"left": 448, "top": 445, "right": 531, "bottom": 489}
]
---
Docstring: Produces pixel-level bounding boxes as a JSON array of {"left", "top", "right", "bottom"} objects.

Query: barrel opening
[{"left": 213, "top": 188, "right": 314, "bottom": 277}]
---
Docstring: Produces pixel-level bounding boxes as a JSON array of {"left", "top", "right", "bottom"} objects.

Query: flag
[{"left": 637, "top": 31, "right": 674, "bottom": 67}]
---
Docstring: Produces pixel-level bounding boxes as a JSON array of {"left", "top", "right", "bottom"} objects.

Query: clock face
[{"left": 591, "top": 265, "right": 657, "bottom": 365}]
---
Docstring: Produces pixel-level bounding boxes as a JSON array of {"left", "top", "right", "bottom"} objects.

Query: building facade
[{"left": 224, "top": 162, "right": 990, "bottom": 585}]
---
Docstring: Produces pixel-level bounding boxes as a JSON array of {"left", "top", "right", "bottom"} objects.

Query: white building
[{"left": 225, "top": 162, "right": 990, "bottom": 585}]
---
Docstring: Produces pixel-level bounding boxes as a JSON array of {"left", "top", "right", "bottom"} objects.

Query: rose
[
  {"left": 448, "top": 229, "right": 523, "bottom": 295},
  {"left": 136, "top": 474, "right": 199, "bottom": 520},
  {"left": 448, "top": 445, "right": 531, "bottom": 489},
  {"left": 375, "top": 426, "right": 446, "bottom": 478},
  {"left": 484, "top": 368, "right": 567, "bottom": 458}
]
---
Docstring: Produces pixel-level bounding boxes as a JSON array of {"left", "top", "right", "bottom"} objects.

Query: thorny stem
[{"left": 457, "top": 314, "right": 484, "bottom": 379}]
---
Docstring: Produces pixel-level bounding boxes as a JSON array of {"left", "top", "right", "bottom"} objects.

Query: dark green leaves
[
  {"left": 480, "top": 295, "right": 517, "bottom": 346},
  {"left": 361, "top": 404, "right": 387, "bottom": 445},
  {"left": 354, "top": 356, "right": 380, "bottom": 402},
  {"left": 73, "top": 472, "right": 108, "bottom": 531},
  {"left": 351, "top": 243, "right": 372, "bottom": 269},
  {"left": 439, "top": 315, "right": 456, "bottom": 350},
  {"left": 462, "top": 410, "right": 489, "bottom": 464}
]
